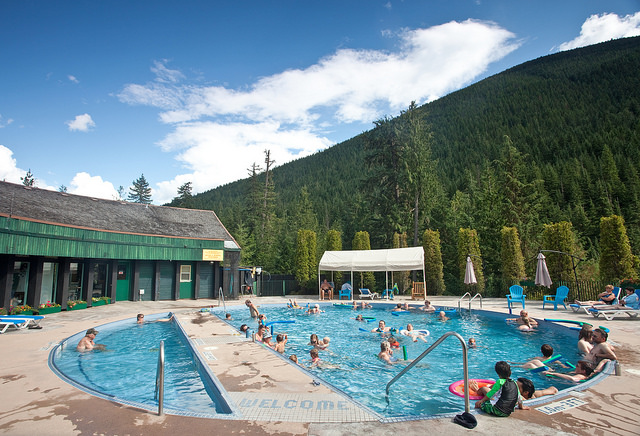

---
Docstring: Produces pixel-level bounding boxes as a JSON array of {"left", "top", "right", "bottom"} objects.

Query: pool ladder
[
  {"left": 218, "top": 286, "right": 226, "bottom": 312},
  {"left": 154, "top": 340, "right": 165, "bottom": 416},
  {"left": 458, "top": 292, "right": 483, "bottom": 311},
  {"left": 385, "top": 332, "right": 470, "bottom": 413}
]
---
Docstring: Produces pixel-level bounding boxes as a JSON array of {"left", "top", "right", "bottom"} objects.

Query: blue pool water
[
  {"left": 50, "top": 313, "right": 229, "bottom": 416},
  {"left": 221, "top": 303, "right": 586, "bottom": 418}
]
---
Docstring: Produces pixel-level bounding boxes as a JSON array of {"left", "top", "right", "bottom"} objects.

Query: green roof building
[{"left": 0, "top": 181, "right": 241, "bottom": 312}]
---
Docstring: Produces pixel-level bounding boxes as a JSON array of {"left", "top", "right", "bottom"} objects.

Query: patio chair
[
  {"left": 411, "top": 282, "right": 426, "bottom": 300},
  {"left": 506, "top": 285, "right": 526, "bottom": 310},
  {"left": 338, "top": 283, "right": 353, "bottom": 300},
  {"left": 542, "top": 285, "right": 569, "bottom": 310},
  {"left": 358, "top": 288, "right": 379, "bottom": 299}
]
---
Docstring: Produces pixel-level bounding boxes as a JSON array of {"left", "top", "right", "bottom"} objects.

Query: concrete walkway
[{"left": 1, "top": 295, "right": 639, "bottom": 435}]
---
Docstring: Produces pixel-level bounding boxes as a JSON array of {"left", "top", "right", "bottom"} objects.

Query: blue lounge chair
[
  {"left": 542, "top": 285, "right": 570, "bottom": 310},
  {"left": 506, "top": 285, "right": 526, "bottom": 310}
]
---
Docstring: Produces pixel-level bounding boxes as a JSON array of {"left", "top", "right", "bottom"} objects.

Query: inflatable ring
[{"left": 449, "top": 379, "right": 494, "bottom": 400}]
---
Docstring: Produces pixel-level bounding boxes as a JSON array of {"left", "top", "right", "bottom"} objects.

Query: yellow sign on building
[{"left": 202, "top": 249, "right": 224, "bottom": 261}]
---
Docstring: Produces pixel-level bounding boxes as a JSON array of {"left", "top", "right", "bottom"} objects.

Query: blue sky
[{"left": 1, "top": 1, "right": 639, "bottom": 204}]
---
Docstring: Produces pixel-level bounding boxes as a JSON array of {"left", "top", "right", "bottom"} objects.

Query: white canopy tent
[{"left": 318, "top": 247, "right": 426, "bottom": 300}]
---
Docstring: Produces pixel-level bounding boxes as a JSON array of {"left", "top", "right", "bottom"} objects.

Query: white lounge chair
[
  {"left": 589, "top": 307, "right": 640, "bottom": 321},
  {"left": 358, "top": 288, "right": 379, "bottom": 299},
  {"left": 570, "top": 287, "right": 621, "bottom": 314}
]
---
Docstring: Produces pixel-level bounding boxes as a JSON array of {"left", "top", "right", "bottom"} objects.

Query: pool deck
[{"left": 1, "top": 295, "right": 639, "bottom": 436}]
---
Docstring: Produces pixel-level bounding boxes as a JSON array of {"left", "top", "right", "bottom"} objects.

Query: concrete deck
[{"left": 1, "top": 295, "right": 639, "bottom": 435}]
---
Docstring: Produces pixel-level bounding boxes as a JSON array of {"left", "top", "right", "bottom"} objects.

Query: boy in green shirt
[{"left": 474, "top": 361, "right": 534, "bottom": 417}]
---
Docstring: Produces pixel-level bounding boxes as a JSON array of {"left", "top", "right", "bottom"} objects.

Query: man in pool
[
  {"left": 371, "top": 320, "right": 392, "bottom": 333},
  {"left": 586, "top": 328, "right": 617, "bottom": 366},
  {"left": 77, "top": 328, "right": 106, "bottom": 351}
]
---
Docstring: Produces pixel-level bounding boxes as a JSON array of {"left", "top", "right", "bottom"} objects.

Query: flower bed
[
  {"left": 91, "top": 297, "right": 111, "bottom": 306},
  {"left": 38, "top": 306, "right": 62, "bottom": 315},
  {"left": 10, "top": 305, "right": 33, "bottom": 315},
  {"left": 67, "top": 300, "right": 87, "bottom": 311}
]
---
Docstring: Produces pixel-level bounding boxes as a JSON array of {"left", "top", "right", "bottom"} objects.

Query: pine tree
[
  {"left": 127, "top": 174, "right": 152, "bottom": 204},
  {"left": 423, "top": 229, "right": 445, "bottom": 295},
  {"left": 174, "top": 182, "right": 193, "bottom": 206},
  {"left": 599, "top": 215, "right": 635, "bottom": 281},
  {"left": 21, "top": 169, "right": 35, "bottom": 186}
]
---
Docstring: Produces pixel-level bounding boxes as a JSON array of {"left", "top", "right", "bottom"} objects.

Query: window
[{"left": 180, "top": 265, "right": 192, "bottom": 282}]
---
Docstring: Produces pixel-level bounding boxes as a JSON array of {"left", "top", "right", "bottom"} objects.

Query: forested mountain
[{"left": 170, "top": 36, "right": 640, "bottom": 292}]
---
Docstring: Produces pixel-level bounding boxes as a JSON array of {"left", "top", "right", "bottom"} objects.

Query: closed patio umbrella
[
  {"left": 464, "top": 256, "right": 477, "bottom": 285},
  {"left": 535, "top": 252, "right": 553, "bottom": 288}
]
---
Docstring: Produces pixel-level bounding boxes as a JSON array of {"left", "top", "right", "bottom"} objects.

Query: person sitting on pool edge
[
  {"left": 77, "top": 328, "right": 106, "bottom": 351},
  {"left": 474, "top": 361, "right": 531, "bottom": 416}
]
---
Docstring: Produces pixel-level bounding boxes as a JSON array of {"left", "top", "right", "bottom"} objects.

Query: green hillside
[{"left": 171, "top": 36, "right": 640, "bottom": 291}]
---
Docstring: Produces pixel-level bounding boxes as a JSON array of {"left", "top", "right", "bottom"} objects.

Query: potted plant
[
  {"left": 10, "top": 304, "right": 34, "bottom": 315},
  {"left": 67, "top": 300, "right": 87, "bottom": 311},
  {"left": 37, "top": 301, "right": 62, "bottom": 315},
  {"left": 91, "top": 296, "right": 111, "bottom": 307}
]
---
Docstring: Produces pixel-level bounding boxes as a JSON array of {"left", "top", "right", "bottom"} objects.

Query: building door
[
  {"left": 10, "top": 261, "right": 29, "bottom": 307},
  {"left": 138, "top": 262, "right": 154, "bottom": 301},
  {"left": 158, "top": 262, "right": 174, "bottom": 300},
  {"left": 198, "top": 263, "right": 214, "bottom": 299},
  {"left": 116, "top": 262, "right": 131, "bottom": 301}
]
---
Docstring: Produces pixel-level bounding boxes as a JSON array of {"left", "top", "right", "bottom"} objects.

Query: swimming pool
[
  {"left": 49, "top": 313, "right": 233, "bottom": 417},
  {"left": 220, "top": 302, "right": 598, "bottom": 419}
]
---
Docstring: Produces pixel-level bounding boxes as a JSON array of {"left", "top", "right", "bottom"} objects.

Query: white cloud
[
  {"left": 68, "top": 75, "right": 79, "bottom": 83},
  {"left": 119, "top": 19, "right": 520, "bottom": 204},
  {"left": 557, "top": 12, "right": 640, "bottom": 51},
  {"left": 68, "top": 172, "right": 120, "bottom": 200},
  {"left": 0, "top": 115, "right": 14, "bottom": 128},
  {"left": 66, "top": 113, "right": 96, "bottom": 132},
  {"left": 0, "top": 144, "right": 25, "bottom": 183}
]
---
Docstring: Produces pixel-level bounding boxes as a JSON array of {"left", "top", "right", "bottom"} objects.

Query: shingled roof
[{"left": 0, "top": 181, "right": 238, "bottom": 245}]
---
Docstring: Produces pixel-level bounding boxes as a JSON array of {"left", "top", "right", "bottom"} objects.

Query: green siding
[{"left": 0, "top": 217, "right": 226, "bottom": 261}]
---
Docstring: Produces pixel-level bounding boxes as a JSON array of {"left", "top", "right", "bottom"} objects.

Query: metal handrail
[
  {"left": 154, "top": 340, "right": 165, "bottom": 416},
  {"left": 458, "top": 292, "right": 471, "bottom": 310},
  {"left": 457, "top": 292, "right": 483, "bottom": 311},
  {"left": 218, "top": 286, "right": 226, "bottom": 312},
  {"left": 385, "top": 332, "right": 470, "bottom": 413},
  {"left": 470, "top": 293, "right": 483, "bottom": 310}
]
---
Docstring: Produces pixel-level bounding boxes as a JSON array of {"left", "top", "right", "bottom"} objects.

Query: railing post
[{"left": 155, "top": 340, "right": 165, "bottom": 416}]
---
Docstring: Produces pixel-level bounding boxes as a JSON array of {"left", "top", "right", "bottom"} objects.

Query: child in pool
[
  {"left": 388, "top": 336, "right": 400, "bottom": 349},
  {"left": 310, "top": 348, "right": 321, "bottom": 366},
  {"left": 274, "top": 333, "right": 287, "bottom": 354},
  {"left": 474, "top": 361, "right": 531, "bottom": 416}
]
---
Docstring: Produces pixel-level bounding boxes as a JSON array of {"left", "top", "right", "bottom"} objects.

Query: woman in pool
[
  {"left": 543, "top": 360, "right": 603, "bottom": 382},
  {"left": 578, "top": 327, "right": 593, "bottom": 354},
  {"left": 420, "top": 300, "right": 436, "bottom": 312},
  {"left": 378, "top": 340, "right": 398, "bottom": 364}
]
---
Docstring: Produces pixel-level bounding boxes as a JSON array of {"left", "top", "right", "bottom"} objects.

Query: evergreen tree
[
  {"left": 599, "top": 215, "right": 635, "bottom": 281},
  {"left": 21, "top": 169, "right": 35, "bottom": 186},
  {"left": 325, "top": 229, "right": 343, "bottom": 283},
  {"left": 294, "top": 229, "right": 317, "bottom": 289},
  {"left": 457, "top": 228, "right": 485, "bottom": 294},
  {"left": 58, "top": 185, "right": 67, "bottom": 193},
  {"left": 352, "top": 231, "right": 375, "bottom": 289},
  {"left": 541, "top": 222, "right": 581, "bottom": 282},
  {"left": 127, "top": 174, "right": 152, "bottom": 204},
  {"left": 174, "top": 181, "right": 193, "bottom": 206},
  {"left": 423, "top": 229, "right": 445, "bottom": 295},
  {"left": 500, "top": 226, "right": 526, "bottom": 283}
]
